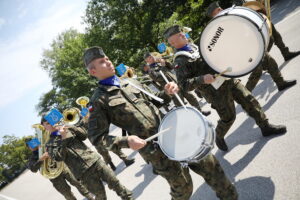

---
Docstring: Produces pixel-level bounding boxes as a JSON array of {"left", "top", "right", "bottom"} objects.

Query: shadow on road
[
  {"left": 271, "top": 0, "right": 300, "bottom": 24},
  {"left": 132, "top": 164, "right": 157, "bottom": 199},
  {"left": 114, "top": 151, "right": 139, "bottom": 175}
]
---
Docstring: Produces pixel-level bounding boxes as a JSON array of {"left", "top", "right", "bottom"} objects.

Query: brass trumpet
[
  {"left": 62, "top": 107, "right": 81, "bottom": 126},
  {"left": 32, "top": 124, "right": 64, "bottom": 179}
]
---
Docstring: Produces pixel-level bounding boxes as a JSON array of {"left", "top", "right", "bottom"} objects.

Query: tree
[
  {"left": 37, "top": 29, "right": 97, "bottom": 114},
  {"left": 83, "top": 0, "right": 188, "bottom": 68},
  {"left": 0, "top": 135, "right": 32, "bottom": 182}
]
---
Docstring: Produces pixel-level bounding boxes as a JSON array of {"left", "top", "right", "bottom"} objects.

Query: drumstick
[
  {"left": 159, "top": 70, "right": 187, "bottom": 110},
  {"left": 145, "top": 127, "right": 171, "bottom": 142},
  {"left": 214, "top": 67, "right": 232, "bottom": 78}
]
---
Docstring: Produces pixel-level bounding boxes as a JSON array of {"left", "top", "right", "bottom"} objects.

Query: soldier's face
[
  {"left": 168, "top": 33, "right": 188, "bottom": 49},
  {"left": 145, "top": 56, "right": 155, "bottom": 64},
  {"left": 88, "top": 57, "right": 115, "bottom": 80},
  {"left": 42, "top": 121, "right": 55, "bottom": 132}
]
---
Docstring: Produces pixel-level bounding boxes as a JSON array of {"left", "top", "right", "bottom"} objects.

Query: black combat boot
[
  {"left": 108, "top": 161, "right": 116, "bottom": 171},
  {"left": 277, "top": 80, "right": 297, "bottom": 91},
  {"left": 201, "top": 110, "right": 211, "bottom": 116},
  {"left": 284, "top": 51, "right": 300, "bottom": 61},
  {"left": 216, "top": 137, "right": 228, "bottom": 151},
  {"left": 124, "top": 158, "right": 135, "bottom": 167},
  {"left": 261, "top": 124, "right": 287, "bottom": 137}
]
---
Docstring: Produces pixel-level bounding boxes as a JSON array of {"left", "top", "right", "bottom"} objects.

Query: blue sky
[{"left": 0, "top": 0, "right": 88, "bottom": 143}]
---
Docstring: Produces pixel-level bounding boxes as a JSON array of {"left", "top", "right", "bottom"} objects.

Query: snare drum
[
  {"left": 200, "top": 6, "right": 271, "bottom": 77},
  {"left": 158, "top": 106, "right": 215, "bottom": 163}
]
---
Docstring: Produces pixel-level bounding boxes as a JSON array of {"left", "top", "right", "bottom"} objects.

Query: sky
[{"left": 0, "top": 0, "right": 88, "bottom": 143}]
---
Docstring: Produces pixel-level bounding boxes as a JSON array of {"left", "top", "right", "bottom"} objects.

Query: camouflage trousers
[
  {"left": 246, "top": 52, "right": 285, "bottom": 91},
  {"left": 50, "top": 166, "right": 92, "bottom": 200},
  {"left": 173, "top": 90, "right": 202, "bottom": 111},
  {"left": 96, "top": 144, "right": 128, "bottom": 164},
  {"left": 81, "top": 159, "right": 133, "bottom": 200},
  {"left": 139, "top": 143, "right": 193, "bottom": 200},
  {"left": 199, "top": 79, "right": 268, "bottom": 139},
  {"left": 268, "top": 23, "right": 290, "bottom": 56},
  {"left": 188, "top": 154, "right": 238, "bottom": 200}
]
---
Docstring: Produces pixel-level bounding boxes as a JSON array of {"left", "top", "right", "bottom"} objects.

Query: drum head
[
  {"left": 200, "top": 11, "right": 266, "bottom": 77},
  {"left": 158, "top": 107, "right": 207, "bottom": 161}
]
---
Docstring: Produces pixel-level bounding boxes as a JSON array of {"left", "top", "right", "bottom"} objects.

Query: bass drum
[
  {"left": 200, "top": 6, "right": 271, "bottom": 77},
  {"left": 158, "top": 106, "right": 215, "bottom": 163}
]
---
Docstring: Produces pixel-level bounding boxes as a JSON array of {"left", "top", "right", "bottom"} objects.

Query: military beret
[
  {"left": 163, "top": 25, "right": 182, "bottom": 39},
  {"left": 207, "top": 1, "right": 220, "bottom": 17},
  {"left": 143, "top": 52, "right": 152, "bottom": 59},
  {"left": 83, "top": 46, "right": 106, "bottom": 67}
]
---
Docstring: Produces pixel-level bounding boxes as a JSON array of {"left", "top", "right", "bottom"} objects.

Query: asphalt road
[{"left": 1, "top": 0, "right": 300, "bottom": 199}]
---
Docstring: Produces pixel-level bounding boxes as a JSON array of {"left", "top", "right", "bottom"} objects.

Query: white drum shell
[
  {"left": 200, "top": 6, "right": 270, "bottom": 77},
  {"left": 158, "top": 106, "right": 215, "bottom": 162}
]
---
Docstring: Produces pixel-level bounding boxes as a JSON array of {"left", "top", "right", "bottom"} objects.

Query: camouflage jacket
[
  {"left": 27, "top": 150, "right": 42, "bottom": 173},
  {"left": 173, "top": 43, "right": 235, "bottom": 94},
  {"left": 148, "top": 62, "right": 177, "bottom": 90},
  {"left": 46, "top": 127, "right": 100, "bottom": 179},
  {"left": 88, "top": 78, "right": 171, "bottom": 149}
]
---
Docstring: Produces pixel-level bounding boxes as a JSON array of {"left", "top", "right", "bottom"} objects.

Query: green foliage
[
  {"left": 83, "top": 0, "right": 188, "bottom": 68},
  {"left": 0, "top": 135, "right": 32, "bottom": 182},
  {"left": 37, "top": 29, "right": 97, "bottom": 114}
]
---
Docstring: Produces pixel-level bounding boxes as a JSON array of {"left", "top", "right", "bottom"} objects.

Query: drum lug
[
  {"left": 225, "top": 5, "right": 235, "bottom": 15},
  {"left": 259, "top": 18, "right": 267, "bottom": 31}
]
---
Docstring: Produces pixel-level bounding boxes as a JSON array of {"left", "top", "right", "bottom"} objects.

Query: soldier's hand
[
  {"left": 159, "top": 58, "right": 166, "bottom": 66},
  {"left": 164, "top": 82, "right": 179, "bottom": 95},
  {"left": 128, "top": 136, "right": 146, "bottom": 150},
  {"left": 39, "top": 152, "right": 49, "bottom": 161},
  {"left": 203, "top": 74, "right": 215, "bottom": 84},
  {"left": 58, "top": 126, "right": 68, "bottom": 139}
]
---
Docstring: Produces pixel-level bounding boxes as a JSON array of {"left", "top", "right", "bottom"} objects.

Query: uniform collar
[
  {"left": 176, "top": 44, "right": 192, "bottom": 52},
  {"left": 98, "top": 75, "right": 121, "bottom": 88}
]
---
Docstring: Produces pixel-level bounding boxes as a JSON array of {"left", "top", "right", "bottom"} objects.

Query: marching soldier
[
  {"left": 41, "top": 117, "right": 133, "bottom": 200},
  {"left": 26, "top": 138, "right": 94, "bottom": 200},
  {"left": 79, "top": 118, "right": 134, "bottom": 171},
  {"left": 207, "top": 1, "right": 297, "bottom": 92},
  {"left": 144, "top": 52, "right": 210, "bottom": 116},
  {"left": 83, "top": 46, "right": 237, "bottom": 200},
  {"left": 163, "top": 25, "right": 287, "bottom": 152}
]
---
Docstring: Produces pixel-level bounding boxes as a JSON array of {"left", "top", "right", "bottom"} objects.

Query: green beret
[
  {"left": 83, "top": 46, "right": 106, "bottom": 67},
  {"left": 143, "top": 52, "right": 152, "bottom": 59},
  {"left": 207, "top": 1, "right": 220, "bottom": 17},
  {"left": 163, "top": 25, "right": 181, "bottom": 39}
]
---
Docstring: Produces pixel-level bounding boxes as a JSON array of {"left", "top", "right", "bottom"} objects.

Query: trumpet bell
[
  {"left": 63, "top": 107, "right": 81, "bottom": 125},
  {"left": 76, "top": 96, "right": 90, "bottom": 108}
]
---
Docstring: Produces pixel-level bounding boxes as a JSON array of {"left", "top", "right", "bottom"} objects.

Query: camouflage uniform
[
  {"left": 80, "top": 120, "right": 133, "bottom": 170},
  {"left": 245, "top": 52, "right": 291, "bottom": 91},
  {"left": 27, "top": 150, "right": 94, "bottom": 200},
  {"left": 95, "top": 143, "right": 131, "bottom": 166},
  {"left": 270, "top": 23, "right": 300, "bottom": 60},
  {"left": 88, "top": 79, "right": 193, "bottom": 200},
  {"left": 148, "top": 61, "right": 203, "bottom": 112},
  {"left": 46, "top": 129, "right": 132, "bottom": 200}
]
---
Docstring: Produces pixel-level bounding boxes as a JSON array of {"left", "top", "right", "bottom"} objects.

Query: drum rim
[
  {"left": 157, "top": 106, "right": 212, "bottom": 161},
  {"left": 199, "top": 6, "right": 268, "bottom": 78}
]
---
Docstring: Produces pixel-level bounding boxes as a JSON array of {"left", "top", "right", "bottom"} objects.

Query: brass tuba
[{"left": 32, "top": 124, "right": 64, "bottom": 179}]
